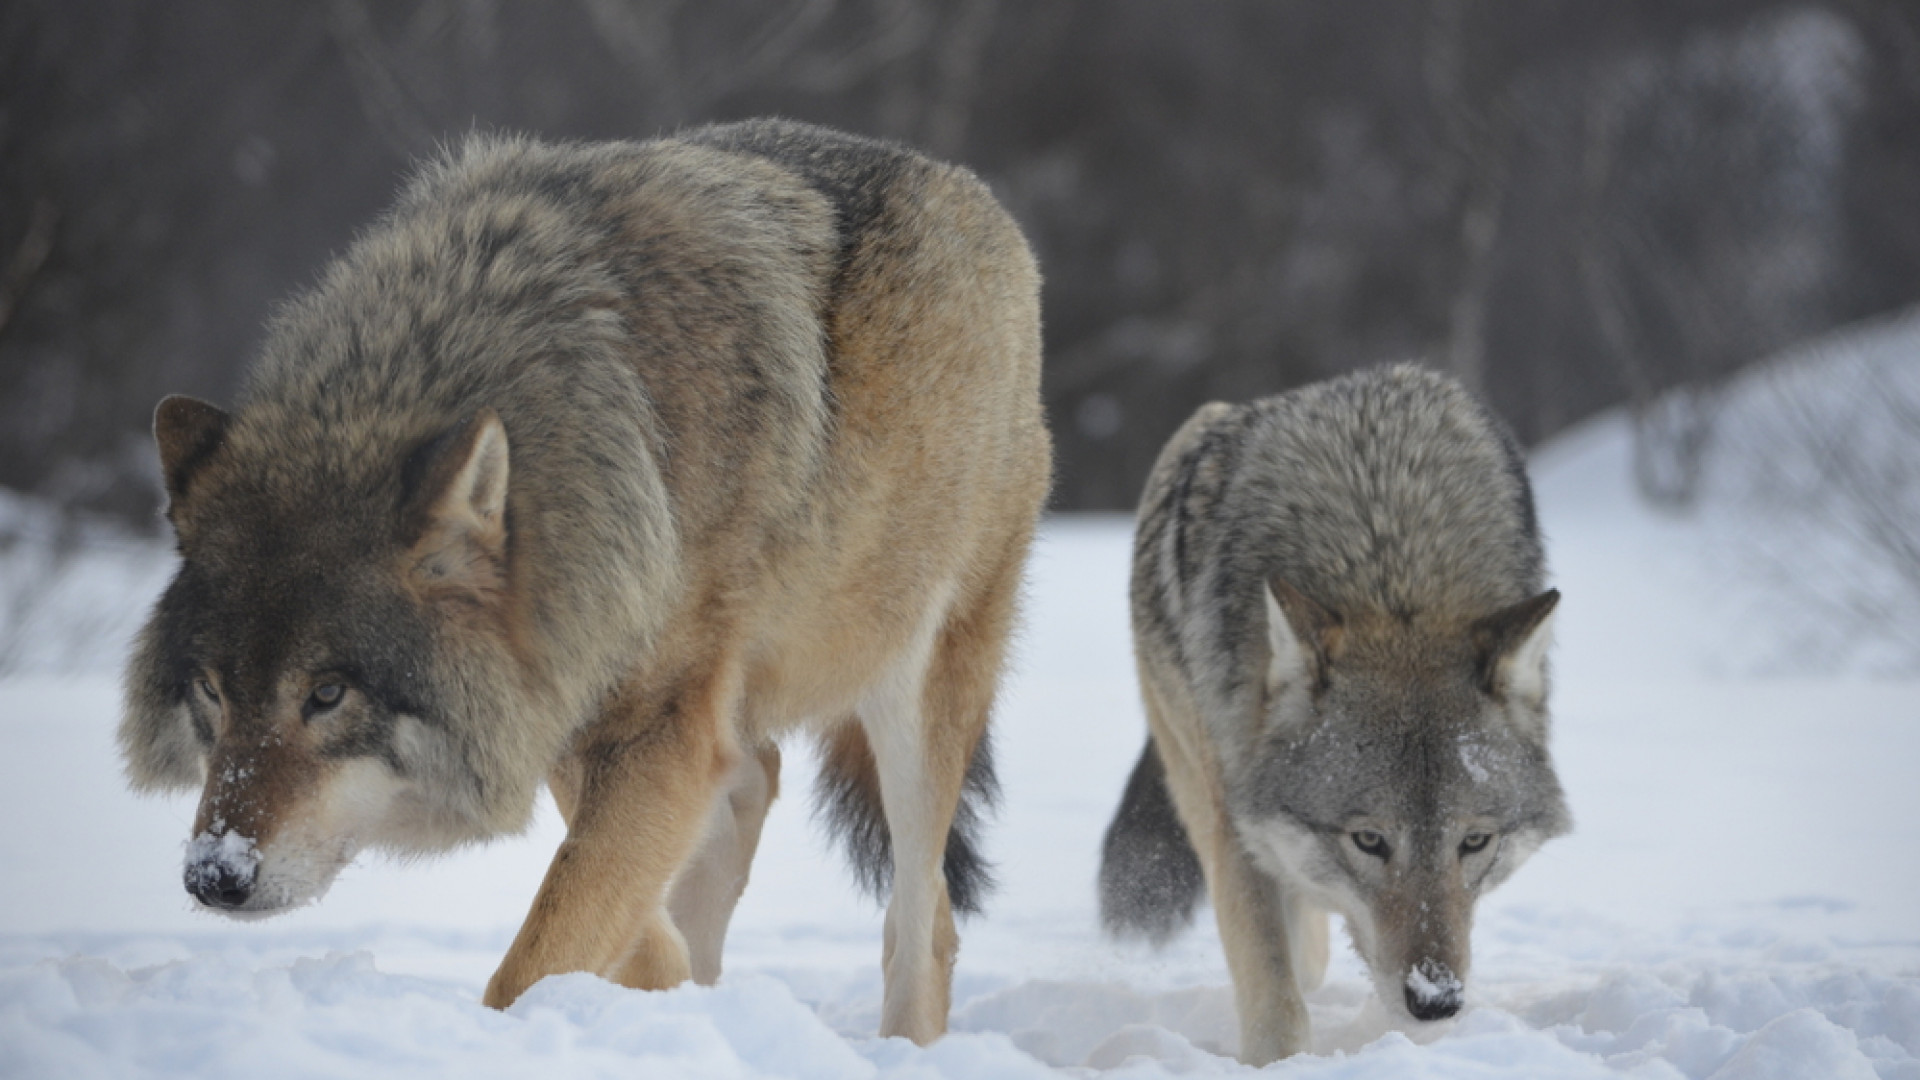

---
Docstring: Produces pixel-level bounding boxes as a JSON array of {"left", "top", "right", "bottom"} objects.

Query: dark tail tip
[
  {"left": 1099, "top": 737, "right": 1205, "bottom": 944},
  {"left": 812, "top": 722, "right": 999, "bottom": 918}
]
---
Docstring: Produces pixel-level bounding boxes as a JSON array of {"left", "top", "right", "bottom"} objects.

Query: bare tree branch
[
  {"left": 577, "top": 0, "right": 689, "bottom": 124},
  {"left": 696, "top": 0, "right": 841, "bottom": 103},
  {"left": 327, "top": 0, "right": 442, "bottom": 157},
  {"left": 920, "top": 0, "right": 1000, "bottom": 158},
  {"left": 783, "top": 0, "right": 934, "bottom": 95},
  {"left": 0, "top": 198, "right": 56, "bottom": 340}
]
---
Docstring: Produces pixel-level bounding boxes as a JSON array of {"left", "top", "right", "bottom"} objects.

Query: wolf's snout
[
  {"left": 183, "top": 829, "right": 260, "bottom": 911},
  {"left": 1403, "top": 983, "right": 1461, "bottom": 1021},
  {"left": 185, "top": 859, "right": 253, "bottom": 908},
  {"left": 1403, "top": 959, "right": 1464, "bottom": 1021}
]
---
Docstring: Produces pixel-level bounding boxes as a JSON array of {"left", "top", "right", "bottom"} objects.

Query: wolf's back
[
  {"left": 1208, "top": 365, "right": 1541, "bottom": 622},
  {"left": 1135, "top": 366, "right": 1542, "bottom": 722}
]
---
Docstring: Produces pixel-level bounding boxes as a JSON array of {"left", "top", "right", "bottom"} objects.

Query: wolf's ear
[
  {"left": 1264, "top": 577, "right": 1342, "bottom": 696},
  {"left": 404, "top": 409, "right": 510, "bottom": 597},
  {"left": 1475, "top": 589, "right": 1559, "bottom": 709},
  {"left": 154, "top": 395, "right": 231, "bottom": 508}
]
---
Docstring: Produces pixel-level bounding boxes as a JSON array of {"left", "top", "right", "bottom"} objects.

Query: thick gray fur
[{"left": 1099, "top": 363, "right": 1570, "bottom": 1060}]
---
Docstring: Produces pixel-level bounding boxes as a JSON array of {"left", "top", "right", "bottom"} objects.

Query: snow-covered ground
[{"left": 2, "top": 326, "right": 1917, "bottom": 1078}]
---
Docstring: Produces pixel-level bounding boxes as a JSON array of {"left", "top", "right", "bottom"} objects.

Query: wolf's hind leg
[
  {"left": 858, "top": 628, "right": 966, "bottom": 1046},
  {"left": 863, "top": 552, "right": 1019, "bottom": 1043},
  {"left": 666, "top": 743, "right": 781, "bottom": 985}
]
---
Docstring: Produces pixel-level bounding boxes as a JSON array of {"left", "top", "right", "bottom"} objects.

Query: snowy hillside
[{"left": 2, "top": 330, "right": 1917, "bottom": 1078}]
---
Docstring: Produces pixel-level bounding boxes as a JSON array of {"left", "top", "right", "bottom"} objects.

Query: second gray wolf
[
  {"left": 117, "top": 119, "right": 1051, "bottom": 1044},
  {"left": 1098, "top": 364, "right": 1570, "bottom": 1064}
]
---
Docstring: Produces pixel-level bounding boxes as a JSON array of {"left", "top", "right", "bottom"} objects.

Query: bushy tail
[
  {"left": 813, "top": 721, "right": 998, "bottom": 916},
  {"left": 1099, "top": 737, "right": 1205, "bottom": 944}
]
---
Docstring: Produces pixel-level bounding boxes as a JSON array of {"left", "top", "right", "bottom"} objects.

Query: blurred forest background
[{"left": 2, "top": 0, "right": 1918, "bottom": 521}]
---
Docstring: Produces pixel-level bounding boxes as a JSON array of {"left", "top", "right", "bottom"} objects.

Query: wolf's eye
[
  {"left": 1460, "top": 832, "right": 1493, "bottom": 855},
  {"left": 308, "top": 683, "right": 346, "bottom": 713},
  {"left": 196, "top": 678, "right": 219, "bottom": 702},
  {"left": 1351, "top": 829, "right": 1390, "bottom": 859}
]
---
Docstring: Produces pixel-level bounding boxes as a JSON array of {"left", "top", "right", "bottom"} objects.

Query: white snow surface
[{"left": 3, "top": 341, "right": 1919, "bottom": 1076}]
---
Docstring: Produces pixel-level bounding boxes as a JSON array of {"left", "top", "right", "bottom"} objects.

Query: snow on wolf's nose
[
  {"left": 1404, "top": 959, "right": 1464, "bottom": 1021},
  {"left": 184, "top": 830, "right": 258, "bottom": 909}
]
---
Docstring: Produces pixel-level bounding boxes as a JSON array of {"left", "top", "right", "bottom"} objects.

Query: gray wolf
[
  {"left": 118, "top": 119, "right": 1051, "bottom": 1044},
  {"left": 1097, "top": 364, "right": 1570, "bottom": 1063}
]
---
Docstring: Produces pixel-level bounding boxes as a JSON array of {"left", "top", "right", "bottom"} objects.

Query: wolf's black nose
[
  {"left": 1405, "top": 983, "right": 1462, "bottom": 1021},
  {"left": 185, "top": 862, "right": 252, "bottom": 908}
]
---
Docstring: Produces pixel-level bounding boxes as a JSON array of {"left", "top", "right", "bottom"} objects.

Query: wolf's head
[
  {"left": 1233, "top": 578, "right": 1570, "bottom": 1025},
  {"left": 120, "top": 395, "right": 539, "bottom": 919}
]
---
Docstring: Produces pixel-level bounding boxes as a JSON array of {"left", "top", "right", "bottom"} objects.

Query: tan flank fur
[{"left": 120, "top": 120, "right": 1051, "bottom": 1045}]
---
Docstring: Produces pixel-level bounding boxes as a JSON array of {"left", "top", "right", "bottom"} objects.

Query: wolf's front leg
[
  {"left": 1208, "top": 828, "right": 1310, "bottom": 1064},
  {"left": 483, "top": 687, "right": 729, "bottom": 1009}
]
